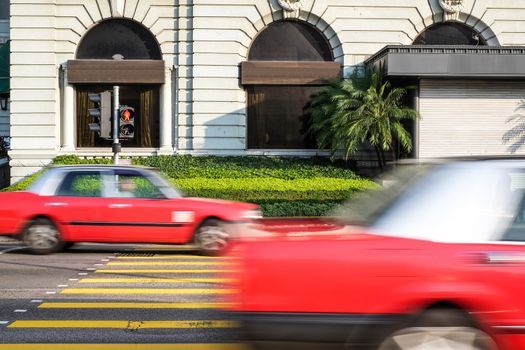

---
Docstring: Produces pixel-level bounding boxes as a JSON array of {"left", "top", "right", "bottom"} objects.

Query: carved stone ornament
[
  {"left": 439, "top": 0, "right": 464, "bottom": 20},
  {"left": 277, "top": 0, "right": 305, "bottom": 18},
  {"left": 439, "top": 0, "right": 464, "bottom": 14}
]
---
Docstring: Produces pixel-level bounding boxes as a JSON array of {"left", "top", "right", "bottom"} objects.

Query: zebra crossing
[{"left": 0, "top": 249, "right": 248, "bottom": 349}]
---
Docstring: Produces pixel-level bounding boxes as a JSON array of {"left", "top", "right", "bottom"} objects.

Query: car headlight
[{"left": 241, "top": 209, "right": 263, "bottom": 220}]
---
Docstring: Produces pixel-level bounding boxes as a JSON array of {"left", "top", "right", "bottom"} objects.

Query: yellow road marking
[
  {"left": 60, "top": 288, "right": 234, "bottom": 294},
  {"left": 8, "top": 320, "right": 238, "bottom": 329},
  {"left": 79, "top": 278, "right": 233, "bottom": 283},
  {"left": 0, "top": 345, "right": 246, "bottom": 350},
  {"left": 38, "top": 302, "right": 233, "bottom": 309},
  {"left": 107, "top": 262, "right": 232, "bottom": 266},
  {"left": 95, "top": 269, "right": 233, "bottom": 273}
]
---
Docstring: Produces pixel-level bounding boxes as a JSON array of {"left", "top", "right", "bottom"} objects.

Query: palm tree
[{"left": 308, "top": 70, "right": 418, "bottom": 171}]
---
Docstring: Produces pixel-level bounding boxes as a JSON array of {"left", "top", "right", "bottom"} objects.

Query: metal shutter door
[{"left": 419, "top": 79, "right": 525, "bottom": 158}]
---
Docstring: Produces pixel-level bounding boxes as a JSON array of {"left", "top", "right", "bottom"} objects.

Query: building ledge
[{"left": 365, "top": 45, "right": 525, "bottom": 79}]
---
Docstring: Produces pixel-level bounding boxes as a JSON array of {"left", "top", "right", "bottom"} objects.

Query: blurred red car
[
  {"left": 231, "top": 159, "right": 525, "bottom": 350},
  {"left": 0, "top": 165, "right": 261, "bottom": 255}
]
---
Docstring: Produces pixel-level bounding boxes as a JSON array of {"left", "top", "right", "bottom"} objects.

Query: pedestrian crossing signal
[{"left": 119, "top": 106, "right": 135, "bottom": 139}]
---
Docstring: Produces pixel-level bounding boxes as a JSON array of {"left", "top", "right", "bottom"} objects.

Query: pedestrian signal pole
[{"left": 112, "top": 85, "right": 121, "bottom": 165}]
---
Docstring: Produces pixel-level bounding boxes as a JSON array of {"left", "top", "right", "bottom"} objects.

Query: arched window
[
  {"left": 414, "top": 22, "right": 486, "bottom": 45},
  {"left": 77, "top": 19, "right": 162, "bottom": 60},
  {"left": 244, "top": 21, "right": 338, "bottom": 149},
  {"left": 74, "top": 19, "right": 162, "bottom": 148}
]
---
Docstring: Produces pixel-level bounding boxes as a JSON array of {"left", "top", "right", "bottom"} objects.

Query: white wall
[
  {"left": 8, "top": 0, "right": 525, "bottom": 182},
  {"left": 9, "top": 0, "right": 178, "bottom": 182}
]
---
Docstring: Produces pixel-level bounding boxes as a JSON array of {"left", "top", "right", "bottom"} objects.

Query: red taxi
[
  {"left": 0, "top": 165, "right": 261, "bottom": 255},
  {"left": 231, "top": 159, "right": 525, "bottom": 350}
]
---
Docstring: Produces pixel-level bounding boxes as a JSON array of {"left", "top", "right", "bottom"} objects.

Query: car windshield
[{"left": 334, "top": 161, "right": 525, "bottom": 243}]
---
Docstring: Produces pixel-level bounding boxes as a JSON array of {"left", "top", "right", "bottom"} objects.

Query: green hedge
[
  {"left": 5, "top": 155, "right": 377, "bottom": 217},
  {"left": 101, "top": 155, "right": 356, "bottom": 179},
  {"left": 3, "top": 170, "right": 44, "bottom": 192}
]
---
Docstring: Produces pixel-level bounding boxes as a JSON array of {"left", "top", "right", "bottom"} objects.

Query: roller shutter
[{"left": 419, "top": 79, "right": 525, "bottom": 158}]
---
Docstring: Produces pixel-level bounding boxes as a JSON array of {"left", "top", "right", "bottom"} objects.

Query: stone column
[
  {"left": 61, "top": 64, "right": 75, "bottom": 151},
  {"left": 159, "top": 65, "right": 174, "bottom": 153}
]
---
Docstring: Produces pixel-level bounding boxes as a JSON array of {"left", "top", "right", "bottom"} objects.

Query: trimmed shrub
[
  {"left": 132, "top": 155, "right": 359, "bottom": 180},
  {"left": 1, "top": 170, "right": 44, "bottom": 192},
  {"left": 3, "top": 155, "right": 377, "bottom": 217}
]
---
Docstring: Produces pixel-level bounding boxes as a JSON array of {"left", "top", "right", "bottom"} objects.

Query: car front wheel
[
  {"left": 22, "top": 218, "right": 64, "bottom": 255},
  {"left": 377, "top": 309, "right": 497, "bottom": 350},
  {"left": 194, "top": 219, "right": 229, "bottom": 256}
]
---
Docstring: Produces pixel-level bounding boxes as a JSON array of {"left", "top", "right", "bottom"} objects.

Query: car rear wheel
[
  {"left": 23, "top": 218, "right": 64, "bottom": 255},
  {"left": 194, "top": 219, "right": 228, "bottom": 256},
  {"left": 376, "top": 309, "right": 497, "bottom": 350}
]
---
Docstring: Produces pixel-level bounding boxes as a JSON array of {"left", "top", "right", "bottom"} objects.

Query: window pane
[
  {"left": 414, "top": 23, "right": 486, "bottom": 45},
  {"left": 247, "top": 85, "right": 319, "bottom": 149},
  {"left": 249, "top": 21, "right": 332, "bottom": 61},
  {"left": 57, "top": 172, "right": 102, "bottom": 197},
  {"left": 77, "top": 19, "right": 161, "bottom": 59},
  {"left": 110, "top": 173, "right": 164, "bottom": 199},
  {"left": 500, "top": 173, "right": 525, "bottom": 242}
]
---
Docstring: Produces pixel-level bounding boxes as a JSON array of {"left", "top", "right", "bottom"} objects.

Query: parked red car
[
  {"left": 231, "top": 159, "right": 525, "bottom": 350},
  {"left": 0, "top": 165, "right": 261, "bottom": 255}
]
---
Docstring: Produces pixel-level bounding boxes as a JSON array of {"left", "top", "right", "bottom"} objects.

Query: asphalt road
[{"left": 0, "top": 239, "right": 249, "bottom": 350}]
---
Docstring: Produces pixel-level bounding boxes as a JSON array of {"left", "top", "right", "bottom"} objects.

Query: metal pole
[{"left": 112, "top": 85, "right": 120, "bottom": 165}]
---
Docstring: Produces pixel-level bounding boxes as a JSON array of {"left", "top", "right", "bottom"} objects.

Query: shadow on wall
[
  {"left": 189, "top": 107, "right": 247, "bottom": 150},
  {"left": 503, "top": 100, "right": 525, "bottom": 153}
]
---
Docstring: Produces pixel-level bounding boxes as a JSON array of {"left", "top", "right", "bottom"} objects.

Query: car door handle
[
  {"left": 484, "top": 252, "right": 525, "bottom": 264},
  {"left": 45, "top": 202, "right": 68, "bottom": 207},
  {"left": 108, "top": 204, "right": 133, "bottom": 208}
]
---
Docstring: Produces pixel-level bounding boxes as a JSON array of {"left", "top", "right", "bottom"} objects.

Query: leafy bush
[
  {"left": 259, "top": 201, "right": 341, "bottom": 217},
  {"left": 3, "top": 155, "right": 376, "bottom": 216},
  {"left": 1, "top": 170, "right": 44, "bottom": 192},
  {"left": 133, "top": 155, "right": 359, "bottom": 179},
  {"left": 53, "top": 155, "right": 113, "bottom": 165}
]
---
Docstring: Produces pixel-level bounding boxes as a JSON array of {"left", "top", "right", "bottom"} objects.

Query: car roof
[{"left": 48, "top": 164, "right": 156, "bottom": 171}]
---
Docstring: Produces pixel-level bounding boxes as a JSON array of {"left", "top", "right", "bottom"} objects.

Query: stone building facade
[{"left": 2, "top": 0, "right": 525, "bottom": 183}]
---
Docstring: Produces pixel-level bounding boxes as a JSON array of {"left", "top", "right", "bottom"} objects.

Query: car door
[
  {"left": 49, "top": 169, "right": 107, "bottom": 241},
  {"left": 456, "top": 169, "right": 525, "bottom": 347},
  {"left": 95, "top": 169, "right": 186, "bottom": 243}
]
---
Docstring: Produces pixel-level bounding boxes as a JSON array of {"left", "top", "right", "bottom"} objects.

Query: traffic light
[
  {"left": 119, "top": 105, "right": 135, "bottom": 139},
  {"left": 88, "top": 91, "right": 112, "bottom": 139}
]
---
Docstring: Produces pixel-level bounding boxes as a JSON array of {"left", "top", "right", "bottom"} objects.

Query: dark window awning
[
  {"left": 365, "top": 45, "right": 525, "bottom": 79},
  {"left": 67, "top": 59, "right": 165, "bottom": 84},
  {"left": 240, "top": 61, "right": 341, "bottom": 85},
  {"left": 0, "top": 40, "right": 9, "bottom": 95}
]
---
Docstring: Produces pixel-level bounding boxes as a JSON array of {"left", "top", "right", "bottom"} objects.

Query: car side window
[
  {"left": 56, "top": 171, "right": 103, "bottom": 197},
  {"left": 499, "top": 173, "right": 525, "bottom": 242},
  {"left": 110, "top": 172, "right": 166, "bottom": 199}
]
